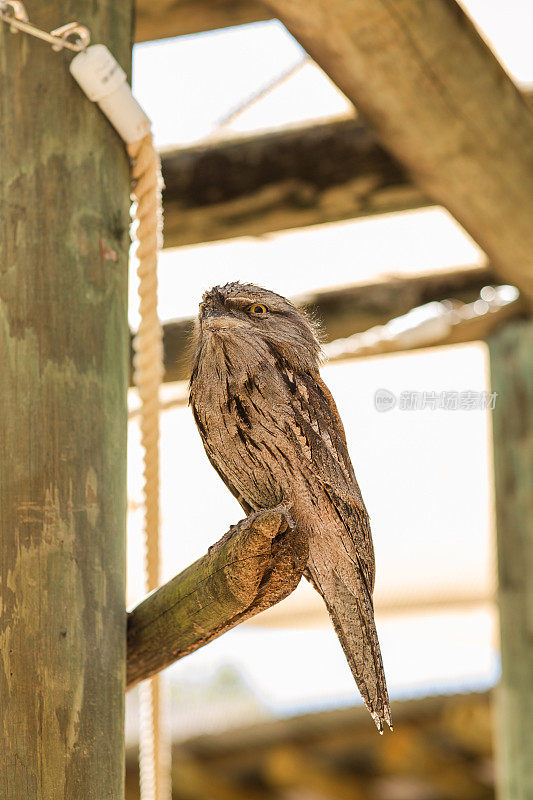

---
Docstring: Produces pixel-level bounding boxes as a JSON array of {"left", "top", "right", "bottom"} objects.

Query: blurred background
[{"left": 125, "top": 2, "right": 533, "bottom": 797}]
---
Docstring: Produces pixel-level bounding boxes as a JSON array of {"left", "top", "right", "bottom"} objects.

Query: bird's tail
[{"left": 309, "top": 566, "right": 392, "bottom": 732}]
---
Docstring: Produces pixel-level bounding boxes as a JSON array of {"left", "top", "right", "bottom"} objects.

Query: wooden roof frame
[
  {"left": 131, "top": 8, "right": 533, "bottom": 796},
  {"left": 4, "top": 2, "right": 532, "bottom": 796},
  {"left": 138, "top": 0, "right": 533, "bottom": 308}
]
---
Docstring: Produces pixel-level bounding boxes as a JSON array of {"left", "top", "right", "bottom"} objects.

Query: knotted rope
[{"left": 128, "top": 133, "right": 171, "bottom": 800}]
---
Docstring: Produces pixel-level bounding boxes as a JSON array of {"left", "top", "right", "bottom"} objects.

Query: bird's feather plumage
[{"left": 189, "top": 282, "right": 391, "bottom": 731}]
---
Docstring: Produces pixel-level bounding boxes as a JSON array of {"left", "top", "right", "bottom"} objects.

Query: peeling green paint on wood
[{"left": 489, "top": 320, "right": 533, "bottom": 800}]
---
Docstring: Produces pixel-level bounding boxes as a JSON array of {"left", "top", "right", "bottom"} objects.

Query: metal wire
[{"left": 0, "top": 1, "right": 90, "bottom": 51}]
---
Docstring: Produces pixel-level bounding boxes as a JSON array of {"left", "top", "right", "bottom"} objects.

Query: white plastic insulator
[{"left": 70, "top": 44, "right": 151, "bottom": 144}]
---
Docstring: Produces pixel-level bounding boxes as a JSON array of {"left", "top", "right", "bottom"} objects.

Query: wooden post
[
  {"left": 489, "top": 320, "right": 533, "bottom": 800},
  {"left": 0, "top": 4, "right": 133, "bottom": 797}
]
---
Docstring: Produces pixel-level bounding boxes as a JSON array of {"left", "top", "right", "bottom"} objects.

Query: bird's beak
[
  {"left": 201, "top": 309, "right": 241, "bottom": 331},
  {"left": 202, "top": 308, "right": 225, "bottom": 320}
]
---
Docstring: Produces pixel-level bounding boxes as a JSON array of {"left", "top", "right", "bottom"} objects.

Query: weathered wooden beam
[
  {"left": 127, "top": 508, "right": 307, "bottom": 688},
  {"left": 135, "top": 0, "right": 271, "bottom": 42},
  {"left": 160, "top": 117, "right": 428, "bottom": 248},
  {"left": 297, "top": 265, "right": 498, "bottom": 342},
  {"left": 170, "top": 756, "right": 267, "bottom": 800},
  {"left": 264, "top": 0, "right": 533, "bottom": 305},
  {"left": 177, "top": 692, "right": 491, "bottom": 757},
  {"left": 143, "top": 693, "right": 493, "bottom": 800},
  {"left": 130, "top": 265, "right": 497, "bottom": 385},
  {"left": 0, "top": 3, "right": 132, "bottom": 797},
  {"left": 488, "top": 320, "right": 533, "bottom": 800},
  {"left": 325, "top": 291, "right": 524, "bottom": 363}
]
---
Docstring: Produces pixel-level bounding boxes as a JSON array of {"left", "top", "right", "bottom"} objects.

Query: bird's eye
[{"left": 248, "top": 303, "right": 268, "bottom": 315}]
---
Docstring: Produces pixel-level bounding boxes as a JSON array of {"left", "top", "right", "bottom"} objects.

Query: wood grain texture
[
  {"left": 0, "top": 3, "right": 133, "bottom": 797},
  {"left": 160, "top": 117, "right": 427, "bottom": 248},
  {"left": 263, "top": 0, "right": 533, "bottom": 305},
  {"left": 488, "top": 320, "right": 533, "bottom": 800},
  {"left": 325, "top": 297, "right": 525, "bottom": 362},
  {"left": 135, "top": 0, "right": 271, "bottom": 41},
  {"left": 127, "top": 508, "right": 307, "bottom": 688}
]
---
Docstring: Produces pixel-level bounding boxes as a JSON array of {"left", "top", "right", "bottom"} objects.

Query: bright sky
[{"left": 125, "top": 0, "right": 531, "bottom": 733}]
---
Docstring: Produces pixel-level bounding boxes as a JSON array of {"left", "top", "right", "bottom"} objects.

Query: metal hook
[
  {"left": 50, "top": 22, "right": 90, "bottom": 52},
  {"left": 0, "top": 2, "right": 90, "bottom": 51},
  {"left": 0, "top": 0, "right": 28, "bottom": 32}
]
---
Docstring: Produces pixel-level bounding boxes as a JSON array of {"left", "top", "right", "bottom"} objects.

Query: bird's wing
[
  {"left": 276, "top": 364, "right": 391, "bottom": 730},
  {"left": 278, "top": 365, "right": 376, "bottom": 592},
  {"left": 190, "top": 401, "right": 254, "bottom": 515}
]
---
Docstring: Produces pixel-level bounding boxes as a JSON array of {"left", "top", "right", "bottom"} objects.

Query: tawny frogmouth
[{"left": 189, "top": 282, "right": 391, "bottom": 731}]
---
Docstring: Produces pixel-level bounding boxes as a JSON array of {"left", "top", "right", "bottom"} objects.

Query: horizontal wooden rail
[
  {"left": 324, "top": 291, "right": 524, "bottom": 363},
  {"left": 127, "top": 507, "right": 307, "bottom": 688},
  {"left": 159, "top": 90, "right": 532, "bottom": 249},
  {"left": 160, "top": 117, "right": 427, "bottom": 248},
  {"left": 127, "top": 286, "right": 524, "bottom": 419},
  {"left": 129, "top": 264, "right": 497, "bottom": 385}
]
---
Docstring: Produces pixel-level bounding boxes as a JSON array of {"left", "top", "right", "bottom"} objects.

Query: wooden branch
[
  {"left": 263, "top": 0, "right": 533, "bottom": 305},
  {"left": 129, "top": 264, "right": 497, "bottom": 385},
  {"left": 127, "top": 508, "right": 307, "bottom": 688},
  {"left": 135, "top": 0, "right": 271, "bottom": 42},
  {"left": 160, "top": 117, "right": 427, "bottom": 248}
]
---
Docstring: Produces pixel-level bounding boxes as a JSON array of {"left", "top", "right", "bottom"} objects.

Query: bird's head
[{"left": 192, "top": 282, "right": 322, "bottom": 377}]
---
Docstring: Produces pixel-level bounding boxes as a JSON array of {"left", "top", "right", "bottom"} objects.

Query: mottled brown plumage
[{"left": 189, "top": 282, "right": 392, "bottom": 731}]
